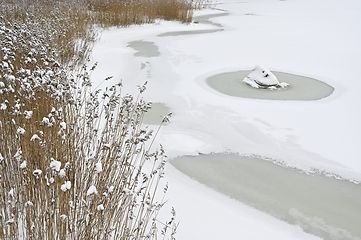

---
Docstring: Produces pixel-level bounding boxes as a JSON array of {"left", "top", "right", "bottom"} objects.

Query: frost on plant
[
  {"left": 0, "top": 1, "right": 179, "bottom": 239},
  {"left": 30, "top": 134, "right": 41, "bottom": 142},
  {"left": 61, "top": 181, "right": 71, "bottom": 192},
  {"left": 50, "top": 158, "right": 62, "bottom": 172},
  {"left": 87, "top": 185, "right": 98, "bottom": 196}
]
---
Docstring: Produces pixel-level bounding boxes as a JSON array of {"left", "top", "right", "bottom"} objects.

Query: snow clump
[
  {"left": 58, "top": 169, "right": 66, "bottom": 178},
  {"left": 30, "top": 134, "right": 41, "bottom": 141},
  {"left": 108, "top": 186, "right": 115, "bottom": 193},
  {"left": 97, "top": 204, "right": 104, "bottom": 211},
  {"left": 24, "top": 111, "right": 33, "bottom": 119},
  {"left": 95, "top": 162, "right": 102, "bottom": 173},
  {"left": 50, "top": 158, "right": 62, "bottom": 171},
  {"left": 0, "top": 103, "right": 7, "bottom": 110},
  {"left": 33, "top": 169, "right": 42, "bottom": 178},
  {"left": 243, "top": 65, "right": 289, "bottom": 89},
  {"left": 61, "top": 181, "right": 71, "bottom": 192},
  {"left": 16, "top": 127, "right": 25, "bottom": 135},
  {"left": 87, "top": 185, "right": 98, "bottom": 196},
  {"left": 20, "top": 161, "right": 27, "bottom": 169},
  {"left": 59, "top": 122, "right": 66, "bottom": 130}
]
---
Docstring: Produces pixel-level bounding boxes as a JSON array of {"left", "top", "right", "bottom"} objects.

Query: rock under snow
[{"left": 243, "top": 65, "right": 288, "bottom": 89}]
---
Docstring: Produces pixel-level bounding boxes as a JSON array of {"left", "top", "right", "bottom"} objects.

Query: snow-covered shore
[{"left": 90, "top": 0, "right": 361, "bottom": 238}]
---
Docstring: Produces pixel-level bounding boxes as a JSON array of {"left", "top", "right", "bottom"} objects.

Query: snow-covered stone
[{"left": 243, "top": 65, "right": 288, "bottom": 89}]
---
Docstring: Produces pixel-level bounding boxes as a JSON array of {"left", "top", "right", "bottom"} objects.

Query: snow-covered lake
[{"left": 90, "top": 0, "right": 361, "bottom": 239}]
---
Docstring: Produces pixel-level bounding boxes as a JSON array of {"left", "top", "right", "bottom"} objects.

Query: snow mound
[{"left": 243, "top": 65, "right": 289, "bottom": 89}]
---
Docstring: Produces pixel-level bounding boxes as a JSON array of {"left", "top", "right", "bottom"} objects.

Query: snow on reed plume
[{"left": 0, "top": 0, "right": 199, "bottom": 238}]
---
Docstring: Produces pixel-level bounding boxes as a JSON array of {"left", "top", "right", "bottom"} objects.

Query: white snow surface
[{"left": 89, "top": 0, "right": 361, "bottom": 239}]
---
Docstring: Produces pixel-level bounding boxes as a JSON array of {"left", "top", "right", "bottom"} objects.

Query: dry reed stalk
[{"left": 0, "top": 0, "right": 206, "bottom": 238}]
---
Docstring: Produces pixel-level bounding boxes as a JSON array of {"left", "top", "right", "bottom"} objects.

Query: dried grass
[{"left": 0, "top": 0, "right": 206, "bottom": 238}]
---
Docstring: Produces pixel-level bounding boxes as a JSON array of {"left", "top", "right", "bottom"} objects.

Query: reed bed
[
  {"left": 88, "top": 0, "right": 194, "bottom": 27},
  {"left": 0, "top": 0, "right": 201, "bottom": 238}
]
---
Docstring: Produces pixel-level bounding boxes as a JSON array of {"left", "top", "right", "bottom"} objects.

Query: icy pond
[
  {"left": 171, "top": 153, "right": 361, "bottom": 240},
  {"left": 90, "top": 0, "right": 361, "bottom": 238},
  {"left": 206, "top": 70, "right": 334, "bottom": 100},
  {"left": 127, "top": 40, "right": 160, "bottom": 58},
  {"left": 143, "top": 102, "right": 170, "bottom": 125}
]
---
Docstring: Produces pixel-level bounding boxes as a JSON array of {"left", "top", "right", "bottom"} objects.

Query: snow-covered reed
[{"left": 0, "top": 0, "right": 189, "bottom": 238}]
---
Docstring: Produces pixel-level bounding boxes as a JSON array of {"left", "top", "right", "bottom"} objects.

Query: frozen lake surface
[
  {"left": 90, "top": 0, "right": 361, "bottom": 238},
  {"left": 143, "top": 102, "right": 170, "bottom": 125},
  {"left": 171, "top": 153, "right": 361, "bottom": 240},
  {"left": 127, "top": 40, "right": 160, "bottom": 57},
  {"left": 206, "top": 70, "right": 334, "bottom": 100}
]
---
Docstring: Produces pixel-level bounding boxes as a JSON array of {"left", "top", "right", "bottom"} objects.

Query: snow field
[{"left": 90, "top": 0, "right": 361, "bottom": 238}]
